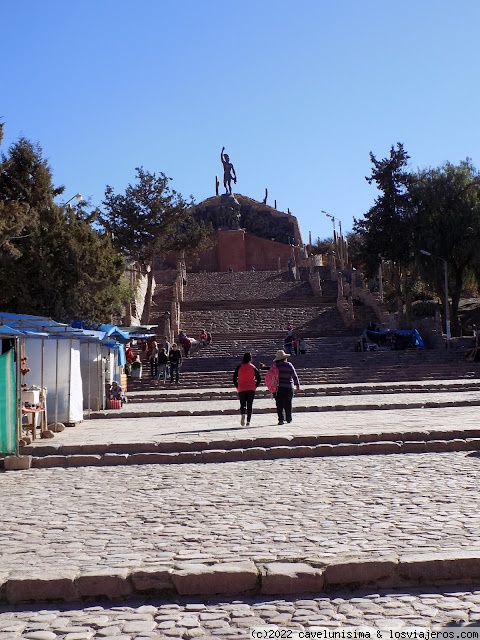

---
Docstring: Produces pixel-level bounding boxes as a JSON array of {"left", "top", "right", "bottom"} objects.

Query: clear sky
[{"left": 3, "top": 0, "right": 480, "bottom": 244}]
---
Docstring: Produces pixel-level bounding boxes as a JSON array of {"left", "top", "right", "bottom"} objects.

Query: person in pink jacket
[{"left": 233, "top": 352, "right": 261, "bottom": 427}]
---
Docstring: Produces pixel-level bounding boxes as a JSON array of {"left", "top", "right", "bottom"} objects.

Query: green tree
[
  {"left": 0, "top": 137, "right": 126, "bottom": 322},
  {"left": 307, "top": 237, "right": 334, "bottom": 256},
  {"left": 412, "top": 160, "right": 480, "bottom": 335},
  {"left": 353, "top": 143, "right": 415, "bottom": 324},
  {"left": 100, "top": 167, "right": 211, "bottom": 323},
  {"left": 0, "top": 135, "right": 45, "bottom": 258}
]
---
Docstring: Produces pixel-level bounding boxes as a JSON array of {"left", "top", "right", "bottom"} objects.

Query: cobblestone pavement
[
  {"left": 2, "top": 452, "right": 480, "bottom": 576},
  {"left": 5, "top": 384, "right": 480, "bottom": 631},
  {"left": 2, "top": 588, "right": 480, "bottom": 638},
  {"left": 30, "top": 404, "right": 480, "bottom": 450}
]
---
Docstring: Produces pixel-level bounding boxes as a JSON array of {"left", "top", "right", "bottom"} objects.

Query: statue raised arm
[{"left": 220, "top": 146, "right": 236, "bottom": 195}]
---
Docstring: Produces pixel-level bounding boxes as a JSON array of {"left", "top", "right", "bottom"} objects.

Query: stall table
[{"left": 22, "top": 407, "right": 47, "bottom": 440}]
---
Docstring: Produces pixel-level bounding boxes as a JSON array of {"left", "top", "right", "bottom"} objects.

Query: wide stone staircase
[
  {"left": 179, "top": 270, "right": 349, "bottom": 337},
  {"left": 133, "top": 268, "right": 479, "bottom": 393}
]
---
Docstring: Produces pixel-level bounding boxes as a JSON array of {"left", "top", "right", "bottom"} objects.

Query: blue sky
[{"left": 3, "top": 0, "right": 480, "bottom": 244}]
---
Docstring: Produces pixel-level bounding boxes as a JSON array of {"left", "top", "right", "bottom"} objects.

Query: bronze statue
[{"left": 221, "top": 147, "right": 236, "bottom": 195}]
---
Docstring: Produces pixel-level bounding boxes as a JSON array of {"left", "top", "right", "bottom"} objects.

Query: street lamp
[
  {"left": 321, "top": 210, "right": 336, "bottom": 236},
  {"left": 420, "top": 249, "right": 451, "bottom": 348},
  {"left": 378, "top": 255, "right": 385, "bottom": 302},
  {"left": 64, "top": 193, "right": 82, "bottom": 209},
  {"left": 322, "top": 210, "right": 344, "bottom": 269}
]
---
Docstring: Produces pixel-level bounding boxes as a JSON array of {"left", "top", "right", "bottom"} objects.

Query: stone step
[
  {"left": 180, "top": 297, "right": 334, "bottom": 310},
  {"left": 128, "top": 364, "right": 478, "bottom": 390},
  {"left": 125, "top": 380, "right": 480, "bottom": 403},
  {"left": 19, "top": 423, "right": 480, "bottom": 464},
  {"left": 2, "top": 550, "right": 480, "bottom": 603}
]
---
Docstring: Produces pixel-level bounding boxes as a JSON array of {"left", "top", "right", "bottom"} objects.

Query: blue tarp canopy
[
  {"left": 120, "top": 326, "right": 157, "bottom": 341},
  {"left": 71, "top": 320, "right": 130, "bottom": 343},
  {"left": 0, "top": 315, "right": 128, "bottom": 348},
  {"left": 0, "top": 313, "right": 66, "bottom": 330},
  {"left": 98, "top": 324, "right": 130, "bottom": 343},
  {"left": 0, "top": 325, "right": 23, "bottom": 336},
  {"left": 364, "top": 328, "right": 424, "bottom": 349}
]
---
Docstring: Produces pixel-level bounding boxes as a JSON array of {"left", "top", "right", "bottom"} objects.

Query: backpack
[
  {"left": 265, "top": 362, "right": 279, "bottom": 393},
  {"left": 236, "top": 363, "right": 256, "bottom": 390}
]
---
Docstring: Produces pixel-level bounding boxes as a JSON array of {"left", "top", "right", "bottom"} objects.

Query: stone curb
[
  {"left": 126, "top": 383, "right": 480, "bottom": 404},
  {"left": 3, "top": 552, "right": 480, "bottom": 604},
  {"left": 3, "top": 436, "right": 480, "bottom": 470},
  {"left": 87, "top": 398, "right": 480, "bottom": 420}
]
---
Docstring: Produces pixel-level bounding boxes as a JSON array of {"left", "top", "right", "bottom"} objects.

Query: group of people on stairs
[{"left": 123, "top": 324, "right": 303, "bottom": 426}]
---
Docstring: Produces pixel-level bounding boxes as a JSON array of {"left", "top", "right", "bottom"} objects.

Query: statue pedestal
[{"left": 216, "top": 194, "right": 241, "bottom": 230}]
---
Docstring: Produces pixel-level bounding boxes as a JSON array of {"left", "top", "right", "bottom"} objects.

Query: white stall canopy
[{"left": 0, "top": 313, "right": 126, "bottom": 425}]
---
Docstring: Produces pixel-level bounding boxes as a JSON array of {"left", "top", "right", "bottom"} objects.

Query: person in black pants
[
  {"left": 148, "top": 340, "right": 159, "bottom": 377},
  {"left": 168, "top": 343, "right": 182, "bottom": 384},
  {"left": 233, "top": 352, "right": 261, "bottom": 426},
  {"left": 273, "top": 350, "right": 300, "bottom": 425}
]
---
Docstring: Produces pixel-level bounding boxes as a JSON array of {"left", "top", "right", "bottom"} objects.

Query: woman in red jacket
[{"left": 233, "top": 352, "right": 261, "bottom": 427}]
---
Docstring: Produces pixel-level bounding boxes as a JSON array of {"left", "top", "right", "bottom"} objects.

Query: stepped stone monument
[
  {"left": 162, "top": 150, "right": 303, "bottom": 272},
  {"left": 188, "top": 194, "right": 303, "bottom": 272}
]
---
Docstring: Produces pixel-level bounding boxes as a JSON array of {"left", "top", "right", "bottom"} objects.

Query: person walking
[
  {"left": 168, "top": 343, "right": 182, "bottom": 384},
  {"left": 162, "top": 336, "right": 171, "bottom": 357},
  {"left": 233, "top": 352, "right": 261, "bottom": 427},
  {"left": 273, "top": 349, "right": 300, "bottom": 425},
  {"left": 148, "top": 340, "right": 159, "bottom": 378},
  {"left": 292, "top": 333, "right": 300, "bottom": 356},
  {"left": 156, "top": 347, "right": 169, "bottom": 384},
  {"left": 284, "top": 331, "right": 293, "bottom": 356},
  {"left": 299, "top": 337, "right": 307, "bottom": 355}
]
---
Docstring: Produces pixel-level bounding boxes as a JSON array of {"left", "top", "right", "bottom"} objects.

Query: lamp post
[
  {"left": 321, "top": 210, "right": 344, "bottom": 269},
  {"left": 64, "top": 193, "right": 82, "bottom": 209},
  {"left": 420, "top": 249, "right": 451, "bottom": 348},
  {"left": 321, "top": 210, "right": 336, "bottom": 236},
  {"left": 378, "top": 256, "right": 384, "bottom": 302}
]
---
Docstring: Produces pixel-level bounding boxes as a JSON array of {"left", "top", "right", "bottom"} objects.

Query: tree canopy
[
  {"left": 411, "top": 160, "right": 480, "bottom": 333},
  {"left": 100, "top": 167, "right": 212, "bottom": 323},
  {"left": 352, "top": 144, "right": 480, "bottom": 334},
  {"left": 0, "top": 135, "right": 126, "bottom": 324},
  {"left": 353, "top": 143, "right": 416, "bottom": 323}
]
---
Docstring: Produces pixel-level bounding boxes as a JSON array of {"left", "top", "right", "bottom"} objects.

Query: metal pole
[
  {"left": 87, "top": 342, "right": 91, "bottom": 417},
  {"left": 443, "top": 258, "right": 451, "bottom": 348},
  {"left": 330, "top": 218, "right": 336, "bottom": 267},
  {"left": 326, "top": 214, "right": 337, "bottom": 268},
  {"left": 41, "top": 337, "right": 47, "bottom": 430},
  {"left": 54, "top": 338, "right": 59, "bottom": 425},
  {"left": 338, "top": 220, "right": 345, "bottom": 270},
  {"left": 68, "top": 337, "right": 72, "bottom": 423},
  {"left": 379, "top": 261, "right": 384, "bottom": 301},
  {"left": 15, "top": 337, "right": 22, "bottom": 456}
]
